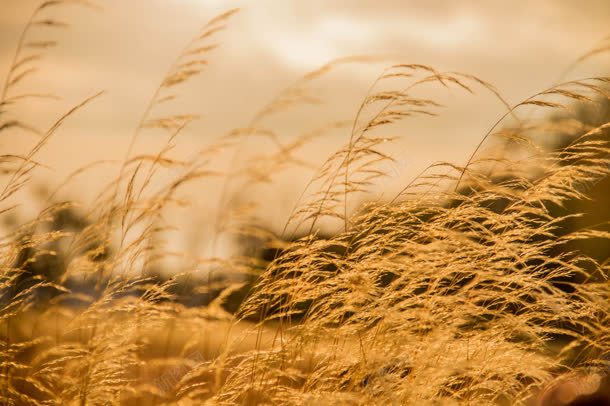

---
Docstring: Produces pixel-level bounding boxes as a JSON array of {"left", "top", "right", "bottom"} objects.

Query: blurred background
[{"left": 1, "top": 0, "right": 610, "bottom": 261}]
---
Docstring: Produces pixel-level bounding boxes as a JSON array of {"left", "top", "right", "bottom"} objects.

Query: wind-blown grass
[{"left": 0, "top": 3, "right": 609, "bottom": 405}]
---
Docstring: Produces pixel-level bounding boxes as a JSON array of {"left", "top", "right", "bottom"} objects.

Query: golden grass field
[{"left": 1, "top": 2, "right": 609, "bottom": 405}]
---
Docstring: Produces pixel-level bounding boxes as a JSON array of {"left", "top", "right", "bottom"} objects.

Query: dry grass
[{"left": 1, "top": 3, "right": 609, "bottom": 405}]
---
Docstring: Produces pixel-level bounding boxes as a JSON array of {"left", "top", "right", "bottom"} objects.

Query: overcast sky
[{"left": 1, "top": 0, "right": 609, "bottom": 253}]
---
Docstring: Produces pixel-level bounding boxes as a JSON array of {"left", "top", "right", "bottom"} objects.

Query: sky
[{"left": 1, "top": 0, "right": 609, "bottom": 256}]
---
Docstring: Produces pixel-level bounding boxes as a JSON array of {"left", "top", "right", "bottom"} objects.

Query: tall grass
[{"left": 1, "top": 3, "right": 609, "bottom": 405}]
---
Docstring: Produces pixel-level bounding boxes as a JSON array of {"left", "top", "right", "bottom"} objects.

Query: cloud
[{"left": 1, "top": 0, "right": 609, "bottom": 237}]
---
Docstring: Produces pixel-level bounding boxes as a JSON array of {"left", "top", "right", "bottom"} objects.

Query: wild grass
[{"left": 1, "top": 3, "right": 609, "bottom": 405}]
